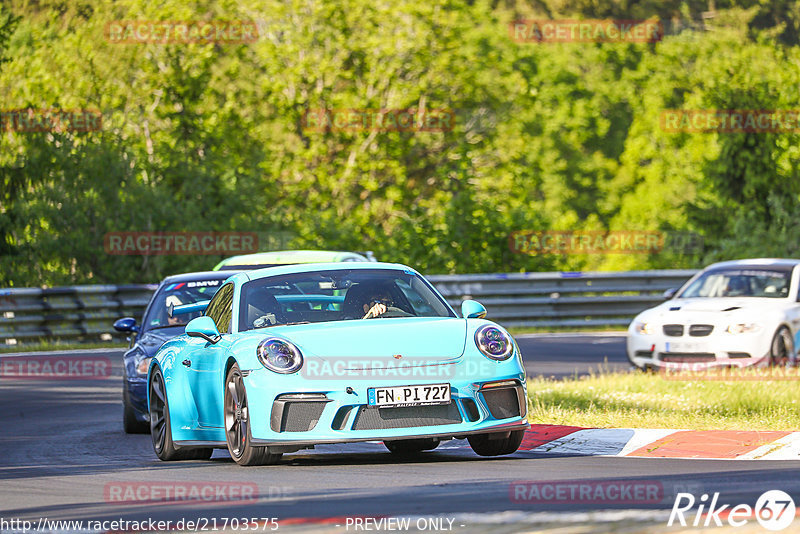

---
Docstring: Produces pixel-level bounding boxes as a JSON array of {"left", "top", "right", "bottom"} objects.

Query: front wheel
[
  {"left": 468, "top": 429, "right": 525, "bottom": 457},
  {"left": 149, "top": 367, "right": 212, "bottom": 461},
  {"left": 770, "top": 326, "right": 794, "bottom": 367},
  {"left": 225, "top": 364, "right": 282, "bottom": 466}
]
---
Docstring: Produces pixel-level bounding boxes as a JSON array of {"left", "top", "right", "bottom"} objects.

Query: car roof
[
  {"left": 213, "top": 250, "right": 369, "bottom": 270},
  {"left": 227, "top": 262, "right": 416, "bottom": 284},
  {"left": 159, "top": 270, "right": 242, "bottom": 285},
  {"left": 704, "top": 258, "right": 800, "bottom": 272}
]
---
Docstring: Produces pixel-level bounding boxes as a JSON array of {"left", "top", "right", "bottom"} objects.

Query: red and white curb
[
  {"left": 313, "top": 425, "right": 799, "bottom": 460},
  {"left": 513, "top": 424, "right": 800, "bottom": 460}
]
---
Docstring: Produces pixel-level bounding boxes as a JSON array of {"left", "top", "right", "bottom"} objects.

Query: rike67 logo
[{"left": 669, "top": 490, "right": 796, "bottom": 531}]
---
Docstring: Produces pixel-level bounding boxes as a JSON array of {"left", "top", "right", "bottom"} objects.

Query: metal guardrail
[
  {"left": 0, "top": 285, "right": 157, "bottom": 344},
  {"left": 427, "top": 269, "right": 698, "bottom": 328},
  {"left": 0, "top": 269, "right": 698, "bottom": 345}
]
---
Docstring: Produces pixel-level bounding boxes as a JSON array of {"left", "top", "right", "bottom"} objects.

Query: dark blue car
[{"left": 114, "top": 271, "right": 238, "bottom": 433}]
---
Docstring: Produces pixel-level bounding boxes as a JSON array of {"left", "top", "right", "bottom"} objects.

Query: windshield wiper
[
  {"left": 149, "top": 324, "right": 187, "bottom": 330},
  {"left": 257, "top": 321, "right": 311, "bottom": 329}
]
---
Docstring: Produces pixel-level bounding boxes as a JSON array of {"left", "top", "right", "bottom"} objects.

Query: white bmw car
[{"left": 627, "top": 259, "right": 800, "bottom": 370}]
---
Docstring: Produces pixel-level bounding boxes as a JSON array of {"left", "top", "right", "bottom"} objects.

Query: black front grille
[
  {"left": 352, "top": 402, "right": 462, "bottom": 431},
  {"left": 271, "top": 394, "right": 330, "bottom": 433},
  {"left": 279, "top": 402, "right": 326, "bottom": 432},
  {"left": 662, "top": 324, "right": 684, "bottom": 337},
  {"left": 482, "top": 388, "right": 521, "bottom": 420},
  {"left": 659, "top": 352, "right": 716, "bottom": 363},
  {"left": 688, "top": 324, "right": 714, "bottom": 337}
]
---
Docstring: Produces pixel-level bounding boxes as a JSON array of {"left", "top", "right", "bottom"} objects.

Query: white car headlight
[
  {"left": 475, "top": 325, "right": 514, "bottom": 361},
  {"left": 634, "top": 322, "right": 655, "bottom": 335},
  {"left": 257, "top": 338, "right": 304, "bottom": 373},
  {"left": 136, "top": 356, "right": 152, "bottom": 376},
  {"left": 726, "top": 323, "right": 762, "bottom": 334}
]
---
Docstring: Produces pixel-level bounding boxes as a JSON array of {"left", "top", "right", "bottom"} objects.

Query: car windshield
[
  {"left": 238, "top": 268, "right": 454, "bottom": 331},
  {"left": 678, "top": 268, "right": 791, "bottom": 299},
  {"left": 143, "top": 279, "right": 226, "bottom": 330}
]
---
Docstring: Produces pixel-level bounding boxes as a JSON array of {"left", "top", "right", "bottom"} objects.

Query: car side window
[
  {"left": 205, "top": 283, "right": 234, "bottom": 334},
  {"left": 395, "top": 279, "right": 434, "bottom": 315}
]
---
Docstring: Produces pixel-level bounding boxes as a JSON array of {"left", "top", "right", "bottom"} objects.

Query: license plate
[
  {"left": 665, "top": 341, "right": 708, "bottom": 352},
  {"left": 367, "top": 383, "right": 451, "bottom": 408}
]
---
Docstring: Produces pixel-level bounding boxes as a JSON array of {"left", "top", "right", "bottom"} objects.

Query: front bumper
[
  {"left": 627, "top": 331, "right": 770, "bottom": 369},
  {"left": 242, "top": 360, "right": 529, "bottom": 448},
  {"left": 124, "top": 377, "right": 149, "bottom": 421}
]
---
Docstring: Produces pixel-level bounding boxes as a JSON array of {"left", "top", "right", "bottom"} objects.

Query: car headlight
[
  {"left": 475, "top": 325, "right": 514, "bottom": 361},
  {"left": 726, "top": 323, "right": 762, "bottom": 334},
  {"left": 634, "top": 322, "right": 655, "bottom": 335},
  {"left": 136, "top": 356, "right": 152, "bottom": 376},
  {"left": 257, "top": 338, "right": 304, "bottom": 373}
]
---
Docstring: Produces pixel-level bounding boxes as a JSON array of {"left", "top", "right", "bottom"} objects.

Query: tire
[
  {"left": 384, "top": 438, "right": 440, "bottom": 454},
  {"left": 770, "top": 326, "right": 794, "bottom": 367},
  {"left": 123, "top": 387, "right": 149, "bottom": 434},
  {"left": 149, "top": 366, "right": 213, "bottom": 461},
  {"left": 468, "top": 429, "right": 525, "bottom": 457},
  {"left": 225, "top": 364, "right": 282, "bottom": 466}
]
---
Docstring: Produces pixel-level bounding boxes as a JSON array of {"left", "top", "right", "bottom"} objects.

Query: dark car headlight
[
  {"left": 475, "top": 325, "right": 514, "bottom": 361},
  {"left": 257, "top": 338, "right": 304, "bottom": 374}
]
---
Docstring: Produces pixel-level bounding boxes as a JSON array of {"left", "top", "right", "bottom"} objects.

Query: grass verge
[{"left": 528, "top": 370, "right": 800, "bottom": 430}]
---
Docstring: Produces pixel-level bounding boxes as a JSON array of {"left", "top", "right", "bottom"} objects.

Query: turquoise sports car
[{"left": 148, "top": 262, "right": 529, "bottom": 466}]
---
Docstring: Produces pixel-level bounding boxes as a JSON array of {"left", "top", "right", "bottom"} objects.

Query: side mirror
[
  {"left": 662, "top": 288, "right": 678, "bottom": 300},
  {"left": 113, "top": 317, "right": 139, "bottom": 333},
  {"left": 461, "top": 299, "right": 487, "bottom": 319},
  {"left": 185, "top": 316, "right": 221, "bottom": 344}
]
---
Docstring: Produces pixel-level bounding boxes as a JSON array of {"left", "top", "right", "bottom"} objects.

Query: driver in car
[
  {"left": 362, "top": 292, "right": 393, "bottom": 318},
  {"left": 360, "top": 287, "right": 413, "bottom": 319},
  {"left": 341, "top": 282, "right": 413, "bottom": 320},
  {"left": 724, "top": 276, "right": 751, "bottom": 297}
]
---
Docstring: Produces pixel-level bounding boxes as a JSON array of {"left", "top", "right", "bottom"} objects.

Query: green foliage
[
  {"left": 0, "top": 5, "right": 21, "bottom": 267},
  {"left": 1, "top": 0, "right": 799, "bottom": 285}
]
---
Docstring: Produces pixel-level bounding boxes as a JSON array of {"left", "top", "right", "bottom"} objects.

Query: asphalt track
[
  {"left": 1, "top": 337, "right": 799, "bottom": 533},
  {"left": 516, "top": 333, "right": 630, "bottom": 378}
]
